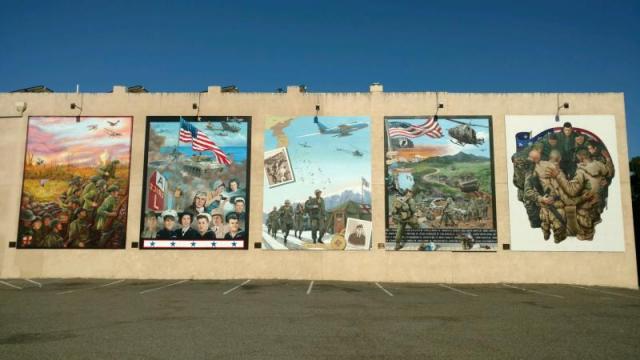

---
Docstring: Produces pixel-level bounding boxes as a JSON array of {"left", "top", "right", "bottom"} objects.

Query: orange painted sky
[{"left": 26, "top": 117, "right": 132, "bottom": 166}]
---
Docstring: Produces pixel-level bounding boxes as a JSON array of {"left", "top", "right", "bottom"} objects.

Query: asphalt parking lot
[{"left": 1, "top": 279, "right": 639, "bottom": 359}]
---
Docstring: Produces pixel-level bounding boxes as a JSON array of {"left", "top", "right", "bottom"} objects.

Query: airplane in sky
[{"left": 298, "top": 117, "right": 368, "bottom": 138}]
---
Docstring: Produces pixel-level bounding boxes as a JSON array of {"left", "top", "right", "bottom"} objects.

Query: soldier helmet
[
  {"left": 32, "top": 216, "right": 42, "bottom": 223},
  {"left": 145, "top": 211, "right": 157, "bottom": 219},
  {"left": 50, "top": 219, "right": 60, "bottom": 228},
  {"left": 20, "top": 209, "right": 36, "bottom": 221},
  {"left": 97, "top": 179, "right": 107, "bottom": 187},
  {"left": 314, "top": 189, "right": 322, "bottom": 194},
  {"left": 161, "top": 209, "right": 177, "bottom": 220},
  {"left": 112, "top": 159, "right": 120, "bottom": 164},
  {"left": 69, "top": 177, "right": 81, "bottom": 184},
  {"left": 284, "top": 200, "right": 291, "bottom": 205},
  {"left": 91, "top": 175, "right": 101, "bottom": 182},
  {"left": 107, "top": 185, "right": 119, "bottom": 192}
]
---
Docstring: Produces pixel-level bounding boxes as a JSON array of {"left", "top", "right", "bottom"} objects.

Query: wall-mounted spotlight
[
  {"left": 433, "top": 93, "right": 444, "bottom": 121},
  {"left": 314, "top": 104, "right": 320, "bottom": 123},
  {"left": 70, "top": 103, "right": 81, "bottom": 110},
  {"left": 555, "top": 102, "right": 569, "bottom": 122},
  {"left": 192, "top": 103, "right": 198, "bottom": 110}
]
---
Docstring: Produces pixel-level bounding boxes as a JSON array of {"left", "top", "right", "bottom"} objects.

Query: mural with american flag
[
  {"left": 140, "top": 116, "right": 251, "bottom": 250},
  {"left": 384, "top": 116, "right": 498, "bottom": 252}
]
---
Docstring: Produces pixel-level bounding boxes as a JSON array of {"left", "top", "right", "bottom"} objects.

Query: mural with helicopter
[{"left": 384, "top": 116, "right": 497, "bottom": 251}]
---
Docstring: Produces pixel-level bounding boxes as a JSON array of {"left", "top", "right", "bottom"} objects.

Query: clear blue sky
[{"left": 1, "top": 0, "right": 638, "bottom": 156}]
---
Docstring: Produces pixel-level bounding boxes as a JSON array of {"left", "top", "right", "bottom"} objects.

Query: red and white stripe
[
  {"left": 179, "top": 129, "right": 231, "bottom": 165},
  {"left": 388, "top": 117, "right": 443, "bottom": 139}
]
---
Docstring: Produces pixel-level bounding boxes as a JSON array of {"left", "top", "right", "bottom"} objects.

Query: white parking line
[
  {"left": 568, "top": 285, "right": 639, "bottom": 299},
  {"left": 139, "top": 280, "right": 188, "bottom": 295},
  {"left": 223, "top": 280, "right": 251, "bottom": 295},
  {"left": 0, "top": 280, "right": 23, "bottom": 290},
  {"left": 375, "top": 282, "right": 394, "bottom": 297},
  {"left": 24, "top": 279, "right": 43, "bottom": 288},
  {"left": 58, "top": 279, "right": 126, "bottom": 295},
  {"left": 502, "top": 283, "right": 564, "bottom": 299},
  {"left": 306, "top": 281, "right": 314, "bottom": 295},
  {"left": 438, "top": 284, "right": 478, "bottom": 297}
]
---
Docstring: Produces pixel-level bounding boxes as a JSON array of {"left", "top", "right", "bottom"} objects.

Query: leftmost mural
[{"left": 17, "top": 116, "right": 133, "bottom": 249}]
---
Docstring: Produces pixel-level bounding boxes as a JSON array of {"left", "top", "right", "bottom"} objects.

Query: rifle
[{"left": 104, "top": 192, "right": 128, "bottom": 231}]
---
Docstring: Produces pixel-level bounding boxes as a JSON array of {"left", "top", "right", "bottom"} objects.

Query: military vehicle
[
  {"left": 181, "top": 155, "right": 224, "bottom": 177},
  {"left": 457, "top": 178, "right": 479, "bottom": 192}
]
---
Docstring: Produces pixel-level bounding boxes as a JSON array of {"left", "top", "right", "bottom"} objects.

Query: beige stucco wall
[{"left": 0, "top": 88, "right": 636, "bottom": 288}]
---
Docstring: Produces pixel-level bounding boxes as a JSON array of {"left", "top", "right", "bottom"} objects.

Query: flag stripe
[{"left": 179, "top": 119, "right": 231, "bottom": 165}]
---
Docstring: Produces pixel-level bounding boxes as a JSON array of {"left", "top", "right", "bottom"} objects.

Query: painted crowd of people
[
  {"left": 142, "top": 179, "right": 246, "bottom": 241},
  {"left": 512, "top": 122, "right": 615, "bottom": 242}
]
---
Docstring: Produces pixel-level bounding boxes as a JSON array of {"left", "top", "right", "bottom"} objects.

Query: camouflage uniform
[
  {"left": 554, "top": 159, "right": 607, "bottom": 240},
  {"left": 293, "top": 204, "right": 305, "bottom": 238},
  {"left": 306, "top": 192, "right": 326, "bottom": 243},
  {"left": 68, "top": 216, "right": 91, "bottom": 248},
  {"left": 278, "top": 201, "right": 294, "bottom": 244},
  {"left": 392, "top": 193, "right": 419, "bottom": 250},
  {"left": 95, "top": 185, "right": 119, "bottom": 247},
  {"left": 526, "top": 161, "right": 570, "bottom": 242},
  {"left": 440, "top": 198, "right": 457, "bottom": 227},
  {"left": 268, "top": 208, "right": 279, "bottom": 237}
]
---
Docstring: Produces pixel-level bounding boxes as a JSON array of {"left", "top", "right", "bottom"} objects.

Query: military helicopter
[
  {"left": 444, "top": 119, "right": 488, "bottom": 146},
  {"left": 298, "top": 142, "right": 312, "bottom": 148}
]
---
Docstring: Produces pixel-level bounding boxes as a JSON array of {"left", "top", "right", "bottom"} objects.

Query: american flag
[
  {"left": 387, "top": 117, "right": 443, "bottom": 139},
  {"left": 179, "top": 118, "right": 231, "bottom": 165}
]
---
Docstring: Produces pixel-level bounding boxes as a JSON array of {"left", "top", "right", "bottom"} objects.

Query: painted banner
[
  {"left": 140, "top": 116, "right": 251, "bottom": 249},
  {"left": 17, "top": 116, "right": 132, "bottom": 249},
  {"left": 506, "top": 115, "right": 623, "bottom": 251},
  {"left": 384, "top": 116, "right": 497, "bottom": 251},
  {"left": 262, "top": 116, "right": 372, "bottom": 250}
]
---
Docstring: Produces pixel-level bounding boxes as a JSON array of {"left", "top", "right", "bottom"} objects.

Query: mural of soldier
[
  {"left": 17, "top": 116, "right": 132, "bottom": 249},
  {"left": 507, "top": 115, "right": 621, "bottom": 251}
]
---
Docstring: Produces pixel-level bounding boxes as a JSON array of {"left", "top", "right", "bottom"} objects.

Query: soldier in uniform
[
  {"left": 210, "top": 210, "right": 228, "bottom": 239},
  {"left": 224, "top": 215, "right": 245, "bottom": 240},
  {"left": 524, "top": 149, "right": 569, "bottom": 242},
  {"left": 18, "top": 209, "right": 36, "bottom": 247},
  {"left": 68, "top": 208, "right": 91, "bottom": 248},
  {"left": 392, "top": 189, "right": 419, "bottom": 250},
  {"left": 43, "top": 219, "right": 65, "bottom": 248},
  {"left": 307, "top": 190, "right": 326, "bottom": 244},
  {"left": 549, "top": 149, "right": 604, "bottom": 240},
  {"left": 557, "top": 122, "right": 578, "bottom": 178},
  {"left": 541, "top": 133, "right": 560, "bottom": 161},
  {"left": 83, "top": 178, "right": 107, "bottom": 221},
  {"left": 31, "top": 216, "right": 46, "bottom": 248},
  {"left": 194, "top": 213, "right": 216, "bottom": 240},
  {"left": 157, "top": 210, "right": 178, "bottom": 239},
  {"left": 278, "top": 200, "right": 294, "bottom": 244},
  {"left": 512, "top": 150, "right": 541, "bottom": 228},
  {"left": 440, "top": 197, "right": 457, "bottom": 227},
  {"left": 99, "top": 159, "right": 120, "bottom": 179},
  {"left": 267, "top": 206, "right": 279, "bottom": 237},
  {"left": 348, "top": 224, "right": 366, "bottom": 246},
  {"left": 61, "top": 176, "right": 82, "bottom": 205},
  {"left": 293, "top": 203, "right": 305, "bottom": 239},
  {"left": 176, "top": 211, "right": 196, "bottom": 240},
  {"left": 142, "top": 211, "right": 158, "bottom": 239},
  {"left": 95, "top": 185, "right": 120, "bottom": 248}
]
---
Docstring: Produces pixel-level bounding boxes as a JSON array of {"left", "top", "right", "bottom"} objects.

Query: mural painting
[
  {"left": 506, "top": 115, "right": 623, "bottom": 251},
  {"left": 384, "top": 116, "right": 497, "bottom": 251},
  {"left": 18, "top": 116, "right": 132, "bottom": 249},
  {"left": 263, "top": 116, "right": 372, "bottom": 250},
  {"left": 140, "top": 116, "right": 250, "bottom": 249}
]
